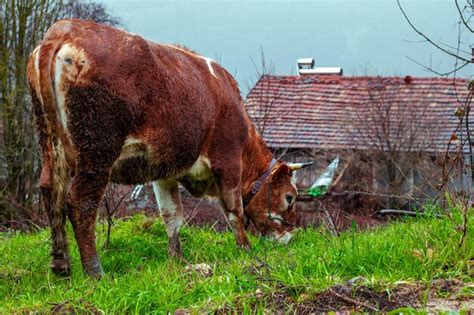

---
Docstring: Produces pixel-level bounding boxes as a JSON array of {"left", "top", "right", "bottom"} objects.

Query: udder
[
  {"left": 110, "top": 138, "right": 176, "bottom": 184},
  {"left": 178, "top": 156, "right": 216, "bottom": 197}
]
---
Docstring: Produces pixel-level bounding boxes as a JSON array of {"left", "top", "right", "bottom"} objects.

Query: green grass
[{"left": 0, "top": 212, "right": 472, "bottom": 313}]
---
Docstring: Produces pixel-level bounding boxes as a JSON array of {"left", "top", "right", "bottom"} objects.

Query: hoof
[
  {"left": 85, "top": 265, "right": 104, "bottom": 279},
  {"left": 50, "top": 255, "right": 71, "bottom": 277},
  {"left": 168, "top": 245, "right": 183, "bottom": 259},
  {"left": 51, "top": 263, "right": 71, "bottom": 277},
  {"left": 237, "top": 241, "right": 251, "bottom": 251},
  {"left": 168, "top": 236, "right": 182, "bottom": 258},
  {"left": 86, "top": 267, "right": 104, "bottom": 279},
  {"left": 236, "top": 233, "right": 251, "bottom": 251},
  {"left": 83, "top": 257, "right": 104, "bottom": 279}
]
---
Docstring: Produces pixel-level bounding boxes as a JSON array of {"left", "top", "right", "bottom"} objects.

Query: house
[{"left": 244, "top": 70, "right": 472, "bottom": 211}]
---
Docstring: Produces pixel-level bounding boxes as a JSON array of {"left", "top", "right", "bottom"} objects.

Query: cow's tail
[
  {"left": 28, "top": 42, "right": 74, "bottom": 258},
  {"left": 42, "top": 40, "right": 74, "bottom": 213}
]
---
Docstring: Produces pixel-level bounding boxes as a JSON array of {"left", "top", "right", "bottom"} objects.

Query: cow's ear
[{"left": 270, "top": 164, "right": 292, "bottom": 183}]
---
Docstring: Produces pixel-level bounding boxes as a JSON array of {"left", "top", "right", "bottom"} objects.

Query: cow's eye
[{"left": 285, "top": 194, "right": 294, "bottom": 204}]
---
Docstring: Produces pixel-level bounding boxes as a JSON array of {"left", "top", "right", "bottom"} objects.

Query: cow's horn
[{"left": 288, "top": 162, "right": 314, "bottom": 171}]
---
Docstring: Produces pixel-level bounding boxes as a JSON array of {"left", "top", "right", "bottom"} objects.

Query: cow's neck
[{"left": 241, "top": 127, "right": 274, "bottom": 198}]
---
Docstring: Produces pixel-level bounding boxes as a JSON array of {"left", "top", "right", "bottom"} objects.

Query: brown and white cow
[{"left": 27, "top": 19, "right": 312, "bottom": 278}]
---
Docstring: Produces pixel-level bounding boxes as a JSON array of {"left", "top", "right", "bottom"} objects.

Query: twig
[
  {"left": 455, "top": 0, "right": 474, "bottom": 33},
  {"left": 406, "top": 56, "right": 470, "bottom": 76},
  {"left": 184, "top": 197, "right": 204, "bottom": 226},
  {"left": 317, "top": 199, "right": 339, "bottom": 236},
  {"left": 103, "top": 186, "right": 129, "bottom": 248},
  {"left": 330, "top": 157, "right": 351, "bottom": 190},
  {"left": 376, "top": 209, "right": 442, "bottom": 218},
  {"left": 329, "top": 289, "right": 378, "bottom": 312}
]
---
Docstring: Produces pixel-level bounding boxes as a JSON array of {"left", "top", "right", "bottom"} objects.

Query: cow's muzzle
[{"left": 269, "top": 230, "right": 294, "bottom": 245}]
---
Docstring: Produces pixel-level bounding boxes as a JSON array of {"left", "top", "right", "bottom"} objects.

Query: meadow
[{"left": 0, "top": 210, "right": 472, "bottom": 313}]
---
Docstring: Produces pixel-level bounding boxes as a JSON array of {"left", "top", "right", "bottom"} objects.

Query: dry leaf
[{"left": 412, "top": 248, "right": 434, "bottom": 261}]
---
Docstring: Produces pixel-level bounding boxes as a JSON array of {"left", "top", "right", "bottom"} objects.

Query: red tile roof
[{"left": 245, "top": 75, "right": 472, "bottom": 153}]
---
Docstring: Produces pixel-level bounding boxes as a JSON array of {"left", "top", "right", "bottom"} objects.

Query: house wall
[
  {"left": 276, "top": 148, "right": 471, "bottom": 211},
  {"left": 277, "top": 148, "right": 378, "bottom": 213}
]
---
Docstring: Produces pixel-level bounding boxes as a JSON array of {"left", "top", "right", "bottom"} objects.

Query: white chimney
[
  {"left": 297, "top": 58, "right": 315, "bottom": 69},
  {"left": 297, "top": 57, "right": 343, "bottom": 76}
]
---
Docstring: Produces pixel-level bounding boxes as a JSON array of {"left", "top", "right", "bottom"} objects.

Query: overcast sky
[{"left": 99, "top": 0, "right": 472, "bottom": 95}]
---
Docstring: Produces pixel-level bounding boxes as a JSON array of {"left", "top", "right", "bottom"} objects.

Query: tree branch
[{"left": 397, "top": 0, "right": 472, "bottom": 63}]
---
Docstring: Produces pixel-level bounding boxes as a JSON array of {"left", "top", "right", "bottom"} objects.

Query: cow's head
[{"left": 244, "top": 161, "right": 313, "bottom": 244}]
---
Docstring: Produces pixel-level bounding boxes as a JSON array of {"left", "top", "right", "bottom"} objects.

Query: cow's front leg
[
  {"left": 67, "top": 166, "right": 110, "bottom": 278},
  {"left": 152, "top": 180, "right": 184, "bottom": 257},
  {"left": 216, "top": 168, "right": 250, "bottom": 249},
  {"left": 220, "top": 190, "right": 250, "bottom": 249}
]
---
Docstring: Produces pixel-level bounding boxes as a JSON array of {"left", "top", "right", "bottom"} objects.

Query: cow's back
[{"left": 33, "top": 19, "right": 248, "bottom": 183}]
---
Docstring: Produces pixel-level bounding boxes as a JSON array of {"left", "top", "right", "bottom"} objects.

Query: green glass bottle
[{"left": 306, "top": 157, "right": 339, "bottom": 197}]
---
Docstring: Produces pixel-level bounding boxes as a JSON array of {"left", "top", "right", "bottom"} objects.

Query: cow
[{"left": 27, "top": 19, "right": 312, "bottom": 278}]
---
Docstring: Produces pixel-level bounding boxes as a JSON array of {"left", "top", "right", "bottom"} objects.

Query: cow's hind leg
[
  {"left": 65, "top": 85, "right": 131, "bottom": 278},
  {"left": 67, "top": 164, "right": 110, "bottom": 278},
  {"left": 40, "top": 150, "right": 71, "bottom": 276},
  {"left": 44, "top": 156, "right": 71, "bottom": 276},
  {"left": 32, "top": 91, "right": 71, "bottom": 275},
  {"left": 152, "top": 180, "right": 184, "bottom": 257}
]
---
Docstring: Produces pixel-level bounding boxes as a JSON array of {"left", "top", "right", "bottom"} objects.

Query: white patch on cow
[
  {"left": 32, "top": 46, "right": 44, "bottom": 104},
  {"left": 187, "top": 155, "right": 212, "bottom": 180},
  {"left": 33, "top": 45, "right": 41, "bottom": 74},
  {"left": 161, "top": 43, "right": 193, "bottom": 55},
  {"left": 269, "top": 212, "right": 284, "bottom": 224},
  {"left": 277, "top": 231, "right": 293, "bottom": 245},
  {"left": 227, "top": 212, "right": 237, "bottom": 223},
  {"left": 152, "top": 181, "right": 183, "bottom": 237},
  {"left": 152, "top": 181, "right": 176, "bottom": 212},
  {"left": 123, "top": 137, "right": 143, "bottom": 147},
  {"left": 161, "top": 44, "right": 217, "bottom": 78},
  {"left": 57, "top": 20, "right": 72, "bottom": 33},
  {"left": 45, "top": 20, "right": 71, "bottom": 38},
  {"left": 202, "top": 57, "right": 217, "bottom": 78},
  {"left": 54, "top": 44, "right": 77, "bottom": 130},
  {"left": 117, "top": 137, "right": 147, "bottom": 161}
]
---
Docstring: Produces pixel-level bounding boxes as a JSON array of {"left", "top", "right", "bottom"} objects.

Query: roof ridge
[{"left": 261, "top": 74, "right": 469, "bottom": 83}]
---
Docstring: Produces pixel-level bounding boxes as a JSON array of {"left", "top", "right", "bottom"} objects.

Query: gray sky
[{"left": 99, "top": 0, "right": 472, "bottom": 95}]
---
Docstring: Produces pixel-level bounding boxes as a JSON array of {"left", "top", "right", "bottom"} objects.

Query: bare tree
[
  {"left": 398, "top": 0, "right": 473, "bottom": 246},
  {"left": 245, "top": 49, "right": 281, "bottom": 136},
  {"left": 352, "top": 77, "right": 441, "bottom": 209},
  {"left": 398, "top": 0, "right": 472, "bottom": 76},
  {"left": 60, "top": 0, "right": 121, "bottom": 26},
  {"left": 245, "top": 50, "right": 305, "bottom": 160},
  {"left": 0, "top": 0, "right": 120, "bottom": 228},
  {"left": 0, "top": 0, "right": 63, "bottom": 226}
]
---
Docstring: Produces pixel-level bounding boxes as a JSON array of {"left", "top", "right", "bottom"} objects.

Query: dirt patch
[
  {"left": 294, "top": 284, "right": 418, "bottom": 313},
  {"left": 217, "top": 279, "right": 474, "bottom": 313},
  {"left": 424, "top": 279, "right": 474, "bottom": 313}
]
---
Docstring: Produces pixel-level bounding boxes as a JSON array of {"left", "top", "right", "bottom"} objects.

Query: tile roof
[{"left": 244, "top": 75, "right": 472, "bottom": 153}]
